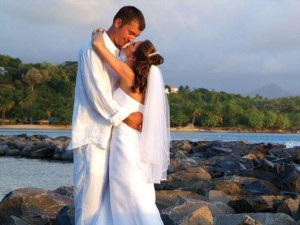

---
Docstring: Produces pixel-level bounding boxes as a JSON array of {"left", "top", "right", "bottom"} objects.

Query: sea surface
[{"left": 0, "top": 129, "right": 299, "bottom": 200}]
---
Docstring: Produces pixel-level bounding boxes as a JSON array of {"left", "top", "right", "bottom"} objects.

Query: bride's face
[{"left": 123, "top": 41, "right": 143, "bottom": 58}]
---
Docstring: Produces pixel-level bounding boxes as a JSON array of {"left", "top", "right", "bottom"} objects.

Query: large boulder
[{"left": 0, "top": 188, "right": 73, "bottom": 225}]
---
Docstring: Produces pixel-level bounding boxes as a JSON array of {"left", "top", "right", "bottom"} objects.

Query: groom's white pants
[{"left": 73, "top": 144, "right": 113, "bottom": 225}]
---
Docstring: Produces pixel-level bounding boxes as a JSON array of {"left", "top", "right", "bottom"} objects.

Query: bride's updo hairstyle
[{"left": 131, "top": 40, "right": 164, "bottom": 94}]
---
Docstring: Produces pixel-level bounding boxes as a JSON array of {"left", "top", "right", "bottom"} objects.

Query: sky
[{"left": 0, "top": 0, "right": 300, "bottom": 96}]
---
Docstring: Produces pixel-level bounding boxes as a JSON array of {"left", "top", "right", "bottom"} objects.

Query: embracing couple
[{"left": 68, "top": 6, "right": 170, "bottom": 225}]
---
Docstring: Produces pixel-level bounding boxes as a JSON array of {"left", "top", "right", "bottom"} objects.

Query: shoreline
[
  {"left": 0, "top": 124, "right": 297, "bottom": 134},
  {"left": 0, "top": 124, "right": 70, "bottom": 130}
]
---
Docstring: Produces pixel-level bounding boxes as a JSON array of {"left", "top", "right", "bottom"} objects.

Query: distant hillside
[{"left": 247, "top": 84, "right": 292, "bottom": 99}]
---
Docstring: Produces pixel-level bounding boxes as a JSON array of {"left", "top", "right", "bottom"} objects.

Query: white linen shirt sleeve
[{"left": 78, "top": 44, "right": 132, "bottom": 126}]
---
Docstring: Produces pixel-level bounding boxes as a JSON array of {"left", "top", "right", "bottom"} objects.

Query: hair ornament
[{"left": 148, "top": 52, "right": 159, "bottom": 57}]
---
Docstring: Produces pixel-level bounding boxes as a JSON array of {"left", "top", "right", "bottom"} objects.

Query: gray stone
[
  {"left": 214, "top": 213, "right": 295, "bottom": 225},
  {"left": 206, "top": 190, "right": 230, "bottom": 204},
  {"left": 56, "top": 205, "right": 75, "bottom": 225},
  {"left": 2, "top": 215, "right": 30, "bottom": 225}
]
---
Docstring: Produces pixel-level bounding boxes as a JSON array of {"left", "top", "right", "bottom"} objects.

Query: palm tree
[
  {"left": 0, "top": 99, "right": 14, "bottom": 121},
  {"left": 191, "top": 108, "right": 201, "bottom": 127}
]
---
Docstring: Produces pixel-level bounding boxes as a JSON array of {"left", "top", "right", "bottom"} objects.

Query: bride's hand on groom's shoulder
[
  {"left": 91, "top": 28, "right": 105, "bottom": 47},
  {"left": 91, "top": 28, "right": 105, "bottom": 37}
]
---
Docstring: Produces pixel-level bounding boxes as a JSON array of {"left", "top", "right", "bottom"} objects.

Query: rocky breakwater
[
  {"left": 0, "top": 134, "right": 72, "bottom": 161},
  {"left": 0, "top": 136, "right": 300, "bottom": 225}
]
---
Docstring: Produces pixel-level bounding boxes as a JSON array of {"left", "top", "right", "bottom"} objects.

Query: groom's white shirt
[{"left": 68, "top": 32, "right": 132, "bottom": 150}]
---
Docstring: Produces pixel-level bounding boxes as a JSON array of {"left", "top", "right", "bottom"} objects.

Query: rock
[
  {"left": 165, "top": 166, "right": 211, "bottom": 189},
  {"left": 238, "top": 215, "right": 262, "bottom": 225},
  {"left": 156, "top": 190, "right": 205, "bottom": 210},
  {"left": 6, "top": 148, "right": 20, "bottom": 156},
  {"left": 0, "top": 135, "right": 73, "bottom": 161},
  {"left": 0, "top": 188, "right": 73, "bottom": 225},
  {"left": 53, "top": 186, "right": 74, "bottom": 198},
  {"left": 0, "top": 142, "right": 8, "bottom": 155},
  {"left": 277, "top": 198, "right": 300, "bottom": 220},
  {"left": 171, "top": 140, "right": 192, "bottom": 153},
  {"left": 53, "top": 136, "right": 71, "bottom": 151},
  {"left": 180, "top": 206, "right": 214, "bottom": 225},
  {"left": 206, "top": 190, "right": 230, "bottom": 204},
  {"left": 245, "top": 195, "right": 286, "bottom": 212},
  {"left": 56, "top": 205, "right": 75, "bottom": 225},
  {"left": 28, "top": 147, "right": 54, "bottom": 159},
  {"left": 211, "top": 146, "right": 233, "bottom": 154},
  {"left": 1, "top": 138, "right": 300, "bottom": 224},
  {"left": 161, "top": 198, "right": 226, "bottom": 225},
  {"left": 2, "top": 215, "right": 30, "bottom": 225},
  {"left": 61, "top": 149, "right": 73, "bottom": 162},
  {"left": 214, "top": 213, "right": 295, "bottom": 225}
]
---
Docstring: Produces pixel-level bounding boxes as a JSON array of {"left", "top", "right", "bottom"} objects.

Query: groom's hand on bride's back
[{"left": 124, "top": 112, "right": 143, "bottom": 131}]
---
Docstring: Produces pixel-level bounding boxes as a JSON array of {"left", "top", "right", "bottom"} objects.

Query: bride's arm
[{"left": 92, "top": 32, "right": 134, "bottom": 81}]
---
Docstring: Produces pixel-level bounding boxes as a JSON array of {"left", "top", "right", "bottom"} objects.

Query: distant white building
[
  {"left": 165, "top": 86, "right": 179, "bottom": 94},
  {"left": 0, "top": 67, "right": 7, "bottom": 75}
]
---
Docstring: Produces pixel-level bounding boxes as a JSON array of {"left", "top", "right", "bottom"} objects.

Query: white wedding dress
[{"left": 108, "top": 87, "right": 164, "bottom": 225}]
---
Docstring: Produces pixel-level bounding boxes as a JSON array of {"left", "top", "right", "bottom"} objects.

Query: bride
[{"left": 92, "top": 31, "right": 170, "bottom": 225}]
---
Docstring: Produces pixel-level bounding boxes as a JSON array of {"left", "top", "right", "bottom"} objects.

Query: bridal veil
[{"left": 139, "top": 65, "right": 170, "bottom": 183}]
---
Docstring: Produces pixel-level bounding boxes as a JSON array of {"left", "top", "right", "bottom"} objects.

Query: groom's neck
[{"left": 106, "top": 26, "right": 122, "bottom": 50}]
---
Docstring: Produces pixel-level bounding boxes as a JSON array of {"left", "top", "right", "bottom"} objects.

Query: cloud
[
  {"left": 0, "top": 0, "right": 299, "bottom": 95},
  {"left": 262, "top": 58, "right": 283, "bottom": 74}
]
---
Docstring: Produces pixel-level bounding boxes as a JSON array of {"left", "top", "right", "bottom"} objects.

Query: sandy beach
[
  {"left": 0, "top": 124, "right": 292, "bottom": 133},
  {"left": 0, "top": 124, "right": 233, "bottom": 132},
  {"left": 0, "top": 124, "right": 230, "bottom": 132},
  {"left": 0, "top": 124, "right": 71, "bottom": 130}
]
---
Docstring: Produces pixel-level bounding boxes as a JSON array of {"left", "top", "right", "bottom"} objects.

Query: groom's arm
[{"left": 79, "top": 45, "right": 132, "bottom": 126}]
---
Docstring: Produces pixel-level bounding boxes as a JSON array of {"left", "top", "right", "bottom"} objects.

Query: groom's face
[{"left": 115, "top": 19, "right": 141, "bottom": 48}]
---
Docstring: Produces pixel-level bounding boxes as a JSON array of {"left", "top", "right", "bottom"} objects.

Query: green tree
[
  {"left": 191, "top": 108, "right": 201, "bottom": 127},
  {"left": 274, "top": 114, "right": 291, "bottom": 129},
  {"left": 263, "top": 111, "right": 277, "bottom": 129},
  {"left": 203, "top": 112, "right": 223, "bottom": 127},
  {"left": 247, "top": 109, "right": 265, "bottom": 129},
  {"left": 23, "top": 68, "right": 44, "bottom": 91},
  {"left": 0, "top": 99, "right": 14, "bottom": 121}
]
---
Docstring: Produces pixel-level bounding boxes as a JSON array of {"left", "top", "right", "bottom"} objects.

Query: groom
[{"left": 68, "top": 6, "right": 145, "bottom": 224}]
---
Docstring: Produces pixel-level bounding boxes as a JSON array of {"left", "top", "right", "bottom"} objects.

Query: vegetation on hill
[
  {"left": 1, "top": 54, "right": 300, "bottom": 131},
  {"left": 168, "top": 86, "right": 300, "bottom": 131}
]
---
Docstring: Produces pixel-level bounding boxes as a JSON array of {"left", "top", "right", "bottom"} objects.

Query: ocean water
[
  {"left": 0, "top": 129, "right": 299, "bottom": 200},
  {"left": 0, "top": 157, "right": 73, "bottom": 201},
  {"left": 0, "top": 129, "right": 299, "bottom": 147}
]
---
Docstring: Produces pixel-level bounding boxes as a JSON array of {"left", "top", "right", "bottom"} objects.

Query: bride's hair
[{"left": 131, "top": 40, "right": 164, "bottom": 94}]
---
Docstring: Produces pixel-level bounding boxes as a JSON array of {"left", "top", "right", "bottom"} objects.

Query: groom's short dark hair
[{"left": 114, "top": 6, "right": 146, "bottom": 31}]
